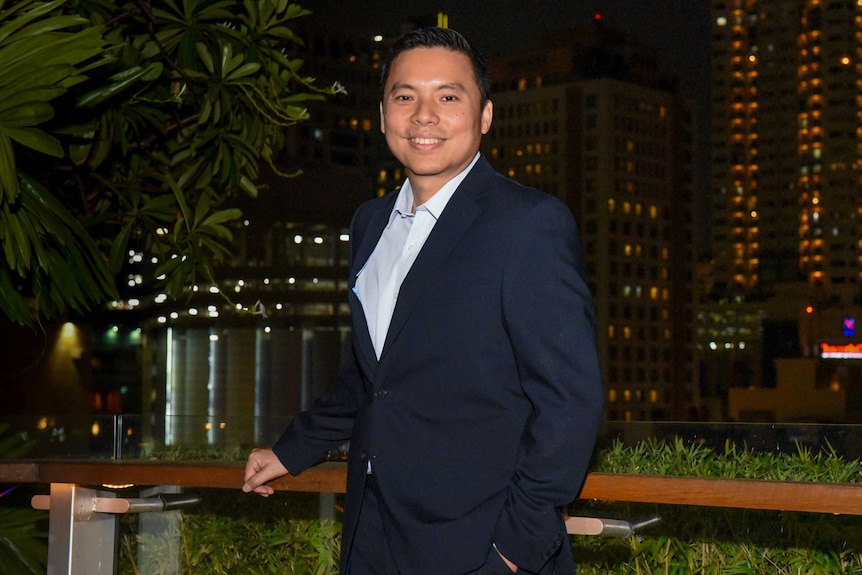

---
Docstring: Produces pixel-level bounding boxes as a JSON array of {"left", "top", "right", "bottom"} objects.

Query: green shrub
[
  {"left": 86, "top": 438, "right": 862, "bottom": 574},
  {"left": 0, "top": 423, "right": 47, "bottom": 575},
  {"left": 118, "top": 489, "right": 341, "bottom": 575},
  {"left": 571, "top": 438, "right": 862, "bottom": 574}
]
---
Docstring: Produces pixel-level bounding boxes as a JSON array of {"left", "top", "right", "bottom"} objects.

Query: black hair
[{"left": 379, "top": 27, "right": 491, "bottom": 106}]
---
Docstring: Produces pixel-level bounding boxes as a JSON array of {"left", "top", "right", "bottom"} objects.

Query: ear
[
  {"left": 481, "top": 100, "right": 493, "bottom": 135},
  {"left": 379, "top": 101, "right": 386, "bottom": 134}
]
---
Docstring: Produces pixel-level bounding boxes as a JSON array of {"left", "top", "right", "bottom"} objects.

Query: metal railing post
[
  {"left": 112, "top": 414, "right": 124, "bottom": 460},
  {"left": 44, "top": 484, "right": 117, "bottom": 575},
  {"left": 33, "top": 484, "right": 201, "bottom": 575}
]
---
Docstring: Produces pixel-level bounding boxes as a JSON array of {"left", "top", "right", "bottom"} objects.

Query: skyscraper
[
  {"left": 710, "top": 0, "right": 861, "bottom": 301},
  {"left": 485, "top": 19, "right": 697, "bottom": 421},
  {"left": 702, "top": 0, "right": 862, "bottom": 416}
]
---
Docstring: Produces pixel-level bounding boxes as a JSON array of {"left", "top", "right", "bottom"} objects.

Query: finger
[
  {"left": 242, "top": 470, "right": 270, "bottom": 493},
  {"left": 252, "top": 485, "right": 274, "bottom": 497},
  {"left": 242, "top": 462, "right": 282, "bottom": 492}
]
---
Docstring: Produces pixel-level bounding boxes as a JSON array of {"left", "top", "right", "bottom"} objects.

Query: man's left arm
[{"left": 495, "top": 196, "right": 605, "bottom": 573}]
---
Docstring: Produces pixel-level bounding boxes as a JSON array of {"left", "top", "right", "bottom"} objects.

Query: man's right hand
[{"left": 242, "top": 448, "right": 289, "bottom": 496}]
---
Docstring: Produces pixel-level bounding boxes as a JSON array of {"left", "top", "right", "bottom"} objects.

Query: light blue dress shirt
[{"left": 355, "top": 153, "right": 481, "bottom": 358}]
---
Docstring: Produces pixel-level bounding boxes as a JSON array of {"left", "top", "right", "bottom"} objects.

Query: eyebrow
[{"left": 388, "top": 82, "right": 468, "bottom": 94}]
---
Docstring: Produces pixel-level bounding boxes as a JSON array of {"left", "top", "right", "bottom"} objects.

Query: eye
[{"left": 441, "top": 95, "right": 458, "bottom": 102}]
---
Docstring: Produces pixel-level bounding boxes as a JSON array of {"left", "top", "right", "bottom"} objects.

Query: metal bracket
[
  {"left": 566, "top": 515, "right": 661, "bottom": 537},
  {"left": 32, "top": 491, "right": 201, "bottom": 513},
  {"left": 32, "top": 483, "right": 200, "bottom": 575}
]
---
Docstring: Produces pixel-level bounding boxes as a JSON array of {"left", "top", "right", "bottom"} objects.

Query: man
[{"left": 243, "top": 27, "right": 604, "bottom": 574}]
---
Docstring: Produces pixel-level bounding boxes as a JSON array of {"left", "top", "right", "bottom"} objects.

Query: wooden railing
[
  {"left": 5, "top": 459, "right": 862, "bottom": 574},
  {"left": 3, "top": 459, "right": 862, "bottom": 515}
]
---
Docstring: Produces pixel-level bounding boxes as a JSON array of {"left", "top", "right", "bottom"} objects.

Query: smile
[{"left": 410, "top": 137, "right": 444, "bottom": 145}]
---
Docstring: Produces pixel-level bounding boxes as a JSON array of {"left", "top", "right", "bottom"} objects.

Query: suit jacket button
[{"left": 374, "top": 389, "right": 388, "bottom": 399}]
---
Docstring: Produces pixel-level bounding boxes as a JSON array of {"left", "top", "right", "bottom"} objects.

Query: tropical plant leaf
[
  {"left": 0, "top": 131, "right": 16, "bottom": 201},
  {"left": 1, "top": 126, "right": 63, "bottom": 157},
  {"left": 0, "top": 0, "right": 338, "bottom": 324}
]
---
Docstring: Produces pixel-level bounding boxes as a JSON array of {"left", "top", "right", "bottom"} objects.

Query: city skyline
[
  {"left": 304, "top": 1, "right": 714, "bottom": 247},
  {"left": 304, "top": 0, "right": 711, "bottom": 101},
  {"left": 5, "top": 1, "right": 859, "bottom": 427}
]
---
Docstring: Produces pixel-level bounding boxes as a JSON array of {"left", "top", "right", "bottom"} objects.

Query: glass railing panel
[
  {"left": 598, "top": 421, "right": 862, "bottom": 459},
  {"left": 0, "top": 414, "right": 292, "bottom": 460},
  {"left": 3, "top": 416, "right": 862, "bottom": 461},
  {"left": 115, "top": 486, "right": 342, "bottom": 575}
]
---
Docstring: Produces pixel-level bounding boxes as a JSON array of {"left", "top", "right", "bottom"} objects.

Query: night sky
[{"left": 304, "top": 0, "right": 712, "bottom": 102}]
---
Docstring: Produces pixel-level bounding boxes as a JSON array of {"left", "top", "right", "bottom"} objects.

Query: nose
[{"left": 411, "top": 98, "right": 438, "bottom": 125}]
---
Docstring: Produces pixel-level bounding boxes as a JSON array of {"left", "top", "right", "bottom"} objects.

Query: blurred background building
[
  {"left": 699, "top": 0, "right": 862, "bottom": 421},
  {"left": 484, "top": 19, "right": 696, "bottom": 421},
  {"left": 6, "top": 3, "right": 862, "bottom": 452}
]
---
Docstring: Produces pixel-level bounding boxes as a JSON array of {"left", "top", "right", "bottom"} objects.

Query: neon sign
[{"left": 820, "top": 342, "right": 862, "bottom": 359}]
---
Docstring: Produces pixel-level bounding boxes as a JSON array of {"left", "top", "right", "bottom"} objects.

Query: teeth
[{"left": 412, "top": 138, "right": 441, "bottom": 144}]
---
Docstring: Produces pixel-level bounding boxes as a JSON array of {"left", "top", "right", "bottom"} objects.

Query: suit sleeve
[
  {"left": 271, "top": 343, "right": 363, "bottom": 475},
  {"left": 494, "top": 196, "right": 604, "bottom": 572}
]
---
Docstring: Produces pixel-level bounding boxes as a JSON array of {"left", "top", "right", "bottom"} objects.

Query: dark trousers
[
  {"left": 347, "top": 476, "right": 400, "bottom": 575},
  {"left": 346, "top": 476, "right": 515, "bottom": 575}
]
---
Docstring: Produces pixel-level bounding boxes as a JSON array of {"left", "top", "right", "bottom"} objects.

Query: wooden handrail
[{"left": 2, "top": 460, "right": 862, "bottom": 516}]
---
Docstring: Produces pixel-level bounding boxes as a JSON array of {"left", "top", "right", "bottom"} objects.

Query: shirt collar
[{"left": 387, "top": 152, "right": 482, "bottom": 227}]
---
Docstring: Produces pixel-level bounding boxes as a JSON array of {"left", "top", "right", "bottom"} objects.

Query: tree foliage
[{"left": 0, "top": 0, "right": 340, "bottom": 325}]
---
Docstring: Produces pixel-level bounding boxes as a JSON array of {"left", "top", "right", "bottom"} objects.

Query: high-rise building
[
  {"left": 702, "top": 0, "right": 862, "bottom": 418},
  {"left": 485, "top": 19, "right": 697, "bottom": 421},
  {"left": 710, "top": 0, "right": 862, "bottom": 296}
]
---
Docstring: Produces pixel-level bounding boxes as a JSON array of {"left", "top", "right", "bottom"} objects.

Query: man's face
[{"left": 380, "top": 47, "right": 493, "bottom": 199}]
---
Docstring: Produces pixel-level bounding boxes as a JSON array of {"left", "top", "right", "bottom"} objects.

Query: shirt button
[{"left": 374, "top": 389, "right": 388, "bottom": 399}]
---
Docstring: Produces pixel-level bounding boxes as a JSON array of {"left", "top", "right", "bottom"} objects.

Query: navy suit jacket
[{"left": 273, "top": 156, "right": 604, "bottom": 574}]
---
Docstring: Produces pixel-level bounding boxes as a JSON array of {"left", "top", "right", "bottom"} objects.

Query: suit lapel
[{"left": 379, "top": 171, "right": 486, "bottom": 361}]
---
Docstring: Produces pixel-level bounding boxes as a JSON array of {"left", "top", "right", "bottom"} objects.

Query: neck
[{"left": 408, "top": 178, "right": 443, "bottom": 209}]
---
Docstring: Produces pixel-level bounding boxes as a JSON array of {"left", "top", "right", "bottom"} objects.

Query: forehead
[{"left": 385, "top": 47, "right": 477, "bottom": 90}]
